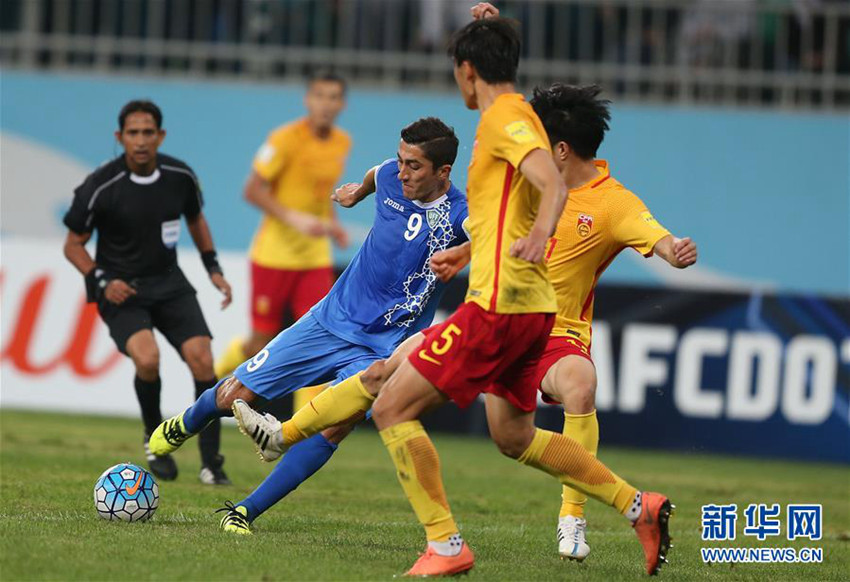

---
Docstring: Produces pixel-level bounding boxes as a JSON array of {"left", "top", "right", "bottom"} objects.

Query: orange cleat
[
  {"left": 404, "top": 543, "right": 475, "bottom": 577},
  {"left": 632, "top": 492, "right": 674, "bottom": 575}
]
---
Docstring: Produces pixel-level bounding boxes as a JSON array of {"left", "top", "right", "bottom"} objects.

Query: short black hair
[
  {"left": 447, "top": 17, "right": 521, "bottom": 84},
  {"left": 118, "top": 100, "right": 162, "bottom": 130},
  {"left": 307, "top": 70, "right": 347, "bottom": 96},
  {"left": 400, "top": 117, "right": 459, "bottom": 169},
  {"left": 530, "top": 84, "right": 611, "bottom": 160}
]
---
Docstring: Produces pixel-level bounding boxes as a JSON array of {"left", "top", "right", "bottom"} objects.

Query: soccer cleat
[
  {"left": 199, "top": 455, "right": 232, "bottom": 485},
  {"left": 632, "top": 492, "right": 673, "bottom": 575},
  {"left": 404, "top": 543, "right": 475, "bottom": 577},
  {"left": 216, "top": 501, "right": 252, "bottom": 535},
  {"left": 143, "top": 437, "right": 178, "bottom": 481},
  {"left": 148, "top": 413, "right": 193, "bottom": 456},
  {"left": 232, "top": 399, "right": 287, "bottom": 462},
  {"left": 558, "top": 515, "right": 590, "bottom": 561}
]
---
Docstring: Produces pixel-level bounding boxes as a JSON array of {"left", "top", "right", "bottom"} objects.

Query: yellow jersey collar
[{"left": 573, "top": 160, "right": 611, "bottom": 192}]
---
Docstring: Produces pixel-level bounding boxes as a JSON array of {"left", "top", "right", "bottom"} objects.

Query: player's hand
[
  {"left": 210, "top": 272, "right": 233, "bottom": 309},
  {"left": 331, "top": 183, "right": 363, "bottom": 208},
  {"left": 672, "top": 236, "right": 697, "bottom": 268},
  {"left": 509, "top": 229, "right": 548, "bottom": 263},
  {"left": 104, "top": 279, "right": 137, "bottom": 305},
  {"left": 430, "top": 245, "right": 471, "bottom": 282},
  {"left": 471, "top": 2, "right": 500, "bottom": 19},
  {"left": 286, "top": 209, "right": 330, "bottom": 237},
  {"left": 330, "top": 221, "right": 350, "bottom": 249}
]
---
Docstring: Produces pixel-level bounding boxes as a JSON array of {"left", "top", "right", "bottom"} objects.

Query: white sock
[
  {"left": 624, "top": 491, "right": 643, "bottom": 522},
  {"left": 428, "top": 533, "right": 464, "bottom": 556}
]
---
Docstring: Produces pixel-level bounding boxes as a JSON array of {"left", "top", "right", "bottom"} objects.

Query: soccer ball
[{"left": 93, "top": 463, "right": 159, "bottom": 522}]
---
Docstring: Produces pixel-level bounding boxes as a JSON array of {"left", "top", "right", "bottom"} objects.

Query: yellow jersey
[
  {"left": 249, "top": 118, "right": 351, "bottom": 270},
  {"left": 465, "top": 93, "right": 558, "bottom": 314},
  {"left": 546, "top": 160, "right": 670, "bottom": 346}
]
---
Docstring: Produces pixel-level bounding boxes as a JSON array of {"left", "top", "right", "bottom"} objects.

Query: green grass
[{"left": 1, "top": 409, "right": 848, "bottom": 581}]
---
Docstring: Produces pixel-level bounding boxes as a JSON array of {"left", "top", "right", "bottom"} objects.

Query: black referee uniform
[{"left": 64, "top": 153, "right": 223, "bottom": 480}]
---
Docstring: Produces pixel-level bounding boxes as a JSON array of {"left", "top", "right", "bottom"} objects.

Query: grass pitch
[{"left": 1, "top": 409, "right": 848, "bottom": 581}]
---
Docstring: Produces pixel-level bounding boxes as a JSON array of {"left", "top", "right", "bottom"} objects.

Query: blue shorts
[{"left": 233, "top": 313, "right": 384, "bottom": 400}]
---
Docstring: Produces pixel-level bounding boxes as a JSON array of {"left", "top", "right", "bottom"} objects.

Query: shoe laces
[
  {"left": 163, "top": 418, "right": 189, "bottom": 445},
  {"left": 215, "top": 501, "right": 247, "bottom": 523},
  {"left": 560, "top": 518, "right": 586, "bottom": 544}
]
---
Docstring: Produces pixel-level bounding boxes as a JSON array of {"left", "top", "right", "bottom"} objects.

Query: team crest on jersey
[
  {"left": 426, "top": 209, "right": 440, "bottom": 229},
  {"left": 577, "top": 214, "right": 594, "bottom": 237}
]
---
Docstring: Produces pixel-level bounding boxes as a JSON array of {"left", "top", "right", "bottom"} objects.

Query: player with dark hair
[
  {"left": 237, "top": 8, "right": 674, "bottom": 577},
  {"left": 148, "top": 117, "right": 469, "bottom": 533},
  {"left": 63, "top": 99, "right": 233, "bottom": 485},
  {"left": 213, "top": 71, "right": 351, "bottom": 414},
  {"left": 431, "top": 81, "right": 696, "bottom": 562},
  {"left": 267, "top": 81, "right": 692, "bottom": 571}
]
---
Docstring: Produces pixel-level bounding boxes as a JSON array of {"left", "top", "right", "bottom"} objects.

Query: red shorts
[
  {"left": 409, "top": 302, "right": 555, "bottom": 413},
  {"left": 532, "top": 335, "right": 593, "bottom": 404},
  {"left": 250, "top": 262, "right": 333, "bottom": 335}
]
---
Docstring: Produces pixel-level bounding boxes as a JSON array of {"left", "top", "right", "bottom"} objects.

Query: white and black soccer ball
[{"left": 93, "top": 463, "right": 158, "bottom": 522}]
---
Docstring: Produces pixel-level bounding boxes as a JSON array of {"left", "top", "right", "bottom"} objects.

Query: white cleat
[
  {"left": 558, "top": 515, "right": 591, "bottom": 562},
  {"left": 231, "top": 399, "right": 287, "bottom": 462}
]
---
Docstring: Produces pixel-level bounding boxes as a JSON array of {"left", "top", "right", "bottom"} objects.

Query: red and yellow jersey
[
  {"left": 546, "top": 160, "right": 670, "bottom": 345},
  {"left": 465, "top": 93, "right": 558, "bottom": 314},
  {"left": 249, "top": 118, "right": 351, "bottom": 270}
]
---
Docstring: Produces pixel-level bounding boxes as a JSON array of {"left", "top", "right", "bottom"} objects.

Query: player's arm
[
  {"left": 63, "top": 230, "right": 95, "bottom": 277},
  {"left": 243, "top": 171, "right": 329, "bottom": 237},
  {"left": 510, "top": 149, "right": 569, "bottom": 263},
  {"left": 186, "top": 212, "right": 233, "bottom": 309},
  {"left": 331, "top": 165, "right": 378, "bottom": 208},
  {"left": 62, "top": 230, "right": 136, "bottom": 305},
  {"left": 652, "top": 235, "right": 698, "bottom": 269},
  {"left": 328, "top": 204, "right": 350, "bottom": 249},
  {"left": 430, "top": 241, "right": 471, "bottom": 283}
]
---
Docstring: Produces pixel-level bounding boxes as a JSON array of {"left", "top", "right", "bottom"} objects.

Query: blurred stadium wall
[{"left": 1, "top": 0, "right": 848, "bottom": 462}]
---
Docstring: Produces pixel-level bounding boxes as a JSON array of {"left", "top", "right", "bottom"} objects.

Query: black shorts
[{"left": 97, "top": 267, "right": 212, "bottom": 356}]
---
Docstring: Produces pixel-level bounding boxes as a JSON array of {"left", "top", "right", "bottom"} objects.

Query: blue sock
[
  {"left": 183, "top": 378, "right": 229, "bottom": 433},
  {"left": 239, "top": 434, "right": 339, "bottom": 521}
]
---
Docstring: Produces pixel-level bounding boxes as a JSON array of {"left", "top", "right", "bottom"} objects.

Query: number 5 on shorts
[
  {"left": 432, "top": 324, "right": 462, "bottom": 355},
  {"left": 419, "top": 324, "right": 462, "bottom": 365}
]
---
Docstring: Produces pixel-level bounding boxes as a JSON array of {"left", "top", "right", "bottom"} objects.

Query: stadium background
[{"left": 1, "top": 0, "right": 848, "bottom": 470}]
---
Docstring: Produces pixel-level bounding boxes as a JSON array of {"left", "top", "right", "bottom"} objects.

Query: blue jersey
[{"left": 311, "top": 159, "right": 469, "bottom": 356}]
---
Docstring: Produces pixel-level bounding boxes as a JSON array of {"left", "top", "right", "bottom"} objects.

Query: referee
[{"left": 63, "top": 100, "right": 233, "bottom": 485}]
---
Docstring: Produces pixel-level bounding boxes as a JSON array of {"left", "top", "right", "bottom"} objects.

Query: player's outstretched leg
[
  {"left": 486, "top": 395, "right": 674, "bottom": 575},
  {"left": 219, "top": 424, "right": 352, "bottom": 534},
  {"left": 149, "top": 376, "right": 257, "bottom": 455},
  {"left": 271, "top": 334, "right": 423, "bottom": 452}
]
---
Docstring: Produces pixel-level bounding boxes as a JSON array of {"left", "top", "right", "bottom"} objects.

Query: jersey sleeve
[
  {"left": 374, "top": 158, "right": 396, "bottom": 183},
  {"left": 611, "top": 192, "right": 671, "bottom": 257},
  {"left": 63, "top": 174, "right": 100, "bottom": 234},
  {"left": 484, "top": 106, "right": 550, "bottom": 169},
  {"left": 181, "top": 164, "right": 204, "bottom": 218},
  {"left": 372, "top": 158, "right": 397, "bottom": 208},
  {"left": 453, "top": 208, "right": 470, "bottom": 244},
  {"left": 252, "top": 127, "right": 295, "bottom": 182}
]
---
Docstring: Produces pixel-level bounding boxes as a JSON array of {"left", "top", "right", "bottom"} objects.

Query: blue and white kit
[{"left": 234, "top": 159, "right": 469, "bottom": 399}]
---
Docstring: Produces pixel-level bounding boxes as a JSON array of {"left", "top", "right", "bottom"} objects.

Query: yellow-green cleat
[
  {"left": 148, "top": 413, "right": 193, "bottom": 456},
  {"left": 217, "top": 502, "right": 252, "bottom": 535}
]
